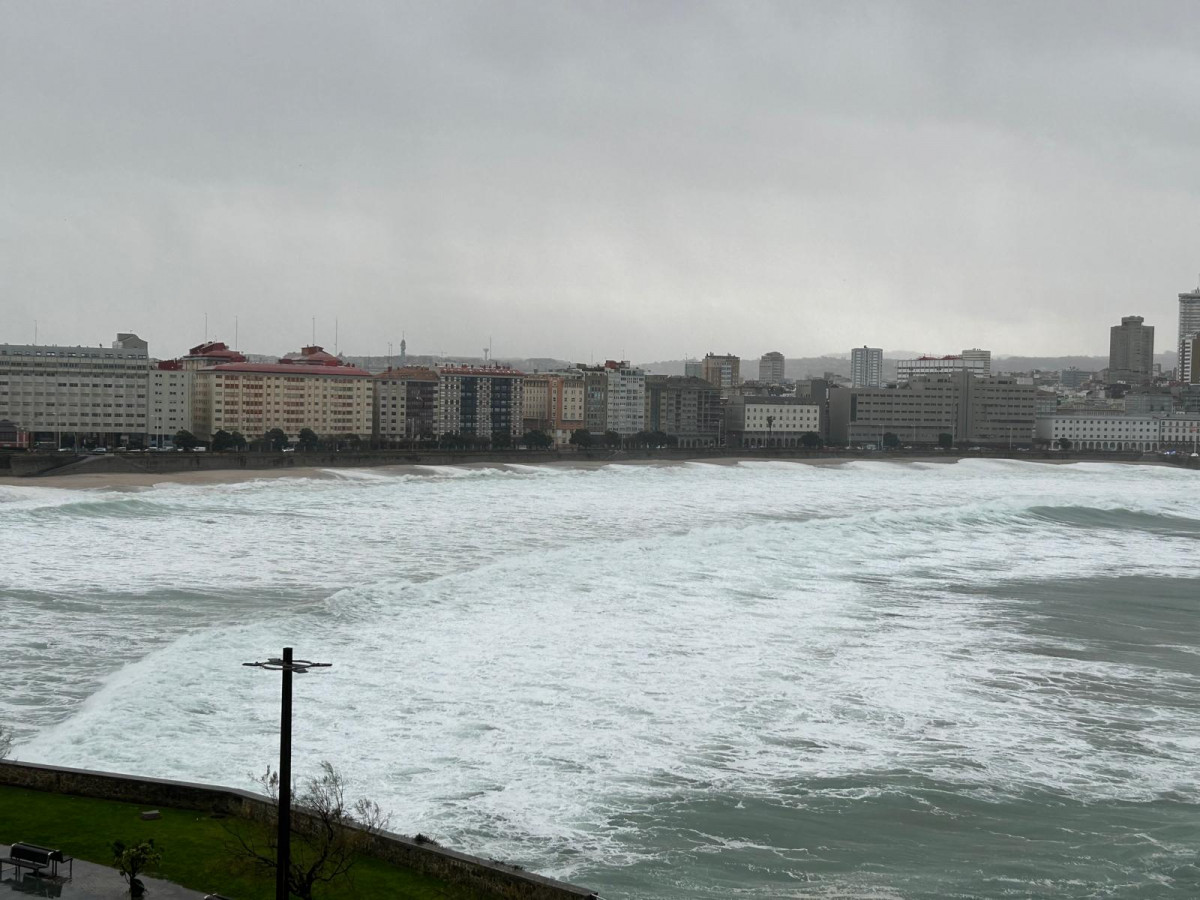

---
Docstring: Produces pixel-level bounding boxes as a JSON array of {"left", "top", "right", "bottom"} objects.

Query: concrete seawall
[{"left": 0, "top": 760, "right": 598, "bottom": 900}]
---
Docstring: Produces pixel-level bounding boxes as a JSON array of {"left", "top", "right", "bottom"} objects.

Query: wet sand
[{"left": 0, "top": 453, "right": 1168, "bottom": 491}]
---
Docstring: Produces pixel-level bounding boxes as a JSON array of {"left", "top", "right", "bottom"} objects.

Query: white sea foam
[{"left": 3, "top": 459, "right": 1199, "bottom": 897}]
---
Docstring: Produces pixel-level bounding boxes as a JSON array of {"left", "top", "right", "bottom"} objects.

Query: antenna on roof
[
  {"left": 312, "top": 317, "right": 316, "bottom": 346},
  {"left": 235, "top": 315, "right": 239, "bottom": 351},
  {"left": 335, "top": 317, "right": 339, "bottom": 355}
]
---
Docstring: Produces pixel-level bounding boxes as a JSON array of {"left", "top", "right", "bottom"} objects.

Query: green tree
[
  {"left": 335, "top": 433, "right": 362, "bottom": 450},
  {"left": 230, "top": 430, "right": 248, "bottom": 451},
  {"left": 800, "top": 431, "right": 822, "bottom": 450},
  {"left": 568, "top": 429, "right": 592, "bottom": 449},
  {"left": 298, "top": 428, "right": 320, "bottom": 452},
  {"left": 938, "top": 432, "right": 954, "bottom": 450},
  {"left": 211, "top": 429, "right": 233, "bottom": 452},
  {"left": 649, "top": 430, "right": 670, "bottom": 448},
  {"left": 1057, "top": 437, "right": 1072, "bottom": 451},
  {"left": 603, "top": 430, "right": 622, "bottom": 449},
  {"left": 522, "top": 430, "right": 553, "bottom": 449},
  {"left": 882, "top": 432, "right": 900, "bottom": 450},
  {"left": 173, "top": 429, "right": 201, "bottom": 451},
  {"left": 112, "top": 839, "right": 162, "bottom": 898},
  {"left": 265, "top": 428, "right": 289, "bottom": 452},
  {"left": 492, "top": 431, "right": 512, "bottom": 449},
  {"left": 230, "top": 762, "right": 390, "bottom": 900}
]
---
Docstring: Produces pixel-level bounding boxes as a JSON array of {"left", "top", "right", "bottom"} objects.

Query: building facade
[
  {"left": 148, "top": 361, "right": 192, "bottom": 447},
  {"left": 435, "top": 365, "right": 525, "bottom": 441},
  {"left": 758, "top": 351, "right": 785, "bottom": 385},
  {"left": 850, "top": 346, "right": 883, "bottom": 388},
  {"left": 193, "top": 346, "right": 374, "bottom": 440},
  {"left": 896, "top": 349, "right": 991, "bottom": 384},
  {"left": 1178, "top": 284, "right": 1200, "bottom": 381},
  {"left": 644, "top": 375, "right": 721, "bottom": 447},
  {"left": 604, "top": 361, "right": 646, "bottom": 436},
  {"left": 724, "top": 396, "right": 821, "bottom": 448},
  {"left": 701, "top": 353, "right": 741, "bottom": 398},
  {"left": 829, "top": 373, "right": 1035, "bottom": 447},
  {"left": 1108, "top": 316, "right": 1154, "bottom": 384},
  {"left": 0, "top": 333, "right": 150, "bottom": 447},
  {"left": 374, "top": 366, "right": 438, "bottom": 445}
]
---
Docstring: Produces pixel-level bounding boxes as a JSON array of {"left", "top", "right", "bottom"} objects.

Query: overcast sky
[{"left": 3, "top": 1, "right": 1199, "bottom": 362}]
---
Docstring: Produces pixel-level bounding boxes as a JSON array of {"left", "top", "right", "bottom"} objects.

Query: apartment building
[
  {"left": 850, "top": 346, "right": 883, "bottom": 388},
  {"left": 192, "top": 346, "right": 373, "bottom": 440},
  {"left": 374, "top": 366, "right": 437, "bottom": 445},
  {"left": 522, "top": 372, "right": 585, "bottom": 444},
  {"left": 604, "top": 361, "right": 646, "bottom": 436},
  {"left": 0, "top": 333, "right": 150, "bottom": 446},
  {"left": 435, "top": 365, "right": 525, "bottom": 441},
  {"left": 644, "top": 375, "right": 721, "bottom": 447},
  {"left": 701, "top": 353, "right": 741, "bottom": 398},
  {"left": 758, "top": 351, "right": 785, "bottom": 385},
  {"left": 148, "top": 361, "right": 192, "bottom": 446},
  {"left": 724, "top": 396, "right": 821, "bottom": 448}
]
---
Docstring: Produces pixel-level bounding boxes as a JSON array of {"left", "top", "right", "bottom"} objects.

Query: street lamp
[{"left": 243, "top": 648, "right": 331, "bottom": 900}]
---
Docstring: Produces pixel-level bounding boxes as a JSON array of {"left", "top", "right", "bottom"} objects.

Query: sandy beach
[{"left": 0, "top": 452, "right": 1171, "bottom": 491}]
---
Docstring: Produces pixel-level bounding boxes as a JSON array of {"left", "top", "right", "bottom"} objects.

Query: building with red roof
[{"left": 192, "top": 346, "right": 374, "bottom": 440}]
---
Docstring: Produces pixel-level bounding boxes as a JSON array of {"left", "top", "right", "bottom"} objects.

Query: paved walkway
[{"left": 1, "top": 846, "right": 209, "bottom": 899}]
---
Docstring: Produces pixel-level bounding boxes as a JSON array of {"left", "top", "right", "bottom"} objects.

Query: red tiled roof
[{"left": 203, "top": 362, "right": 373, "bottom": 377}]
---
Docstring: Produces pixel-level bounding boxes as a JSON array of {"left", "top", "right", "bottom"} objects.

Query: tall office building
[
  {"left": 758, "top": 351, "right": 785, "bottom": 384},
  {"left": 1108, "top": 316, "right": 1154, "bottom": 384},
  {"left": 1179, "top": 283, "right": 1200, "bottom": 383},
  {"left": 850, "top": 346, "right": 883, "bottom": 388}
]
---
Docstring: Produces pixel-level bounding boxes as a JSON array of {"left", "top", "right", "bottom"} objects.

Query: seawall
[{"left": 0, "top": 760, "right": 598, "bottom": 900}]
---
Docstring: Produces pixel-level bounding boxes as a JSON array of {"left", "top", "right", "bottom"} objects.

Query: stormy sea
[{"left": 3, "top": 458, "right": 1198, "bottom": 898}]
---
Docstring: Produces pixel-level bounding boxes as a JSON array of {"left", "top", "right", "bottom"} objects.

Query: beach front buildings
[
  {"left": 374, "top": 366, "right": 438, "bottom": 445},
  {"left": 191, "top": 346, "right": 374, "bottom": 440},
  {"left": 645, "top": 375, "right": 722, "bottom": 447},
  {"left": 434, "top": 365, "right": 525, "bottom": 443},
  {"left": 0, "top": 333, "right": 151, "bottom": 448}
]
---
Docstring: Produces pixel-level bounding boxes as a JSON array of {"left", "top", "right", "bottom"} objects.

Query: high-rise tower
[
  {"left": 1108, "top": 316, "right": 1154, "bottom": 384},
  {"left": 1179, "top": 283, "right": 1200, "bottom": 383}
]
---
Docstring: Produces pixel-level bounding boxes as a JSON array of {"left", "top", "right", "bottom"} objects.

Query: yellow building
[{"left": 193, "top": 346, "right": 373, "bottom": 440}]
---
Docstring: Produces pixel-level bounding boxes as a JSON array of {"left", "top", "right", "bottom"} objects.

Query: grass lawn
[{"left": 0, "top": 785, "right": 485, "bottom": 899}]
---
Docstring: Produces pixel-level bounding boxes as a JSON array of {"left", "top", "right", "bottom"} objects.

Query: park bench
[{"left": 0, "top": 843, "right": 73, "bottom": 879}]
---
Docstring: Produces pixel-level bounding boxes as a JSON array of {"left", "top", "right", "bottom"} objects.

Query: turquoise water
[{"left": 2, "top": 460, "right": 1198, "bottom": 897}]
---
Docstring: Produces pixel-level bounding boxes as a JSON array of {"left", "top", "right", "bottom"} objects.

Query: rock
[{"left": 140, "top": 810, "right": 161, "bottom": 820}]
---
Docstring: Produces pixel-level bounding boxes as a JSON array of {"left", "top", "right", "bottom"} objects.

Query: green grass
[{"left": 0, "top": 785, "right": 483, "bottom": 899}]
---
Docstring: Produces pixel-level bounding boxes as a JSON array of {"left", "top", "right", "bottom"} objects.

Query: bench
[{"left": 0, "top": 843, "right": 73, "bottom": 879}]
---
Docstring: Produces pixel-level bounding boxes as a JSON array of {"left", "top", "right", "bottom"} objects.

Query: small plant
[{"left": 112, "top": 838, "right": 162, "bottom": 897}]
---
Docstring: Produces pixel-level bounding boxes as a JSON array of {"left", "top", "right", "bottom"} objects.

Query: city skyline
[{"left": 5, "top": 2, "right": 1200, "bottom": 360}]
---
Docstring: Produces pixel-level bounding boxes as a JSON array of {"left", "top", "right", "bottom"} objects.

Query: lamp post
[{"left": 243, "top": 648, "right": 331, "bottom": 900}]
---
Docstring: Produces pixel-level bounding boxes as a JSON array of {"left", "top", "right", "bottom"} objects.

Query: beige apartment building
[
  {"left": 522, "top": 372, "right": 585, "bottom": 444},
  {"left": 192, "top": 346, "right": 373, "bottom": 440}
]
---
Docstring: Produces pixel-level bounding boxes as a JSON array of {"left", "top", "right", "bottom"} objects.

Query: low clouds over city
[{"left": 3, "top": 0, "right": 1200, "bottom": 360}]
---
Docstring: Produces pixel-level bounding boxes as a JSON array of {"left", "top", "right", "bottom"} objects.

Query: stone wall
[{"left": 0, "top": 760, "right": 597, "bottom": 900}]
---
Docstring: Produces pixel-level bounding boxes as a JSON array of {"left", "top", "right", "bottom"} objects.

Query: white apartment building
[
  {"left": 605, "top": 362, "right": 646, "bottom": 435},
  {"left": 0, "top": 334, "right": 150, "bottom": 446},
  {"left": 148, "top": 363, "right": 192, "bottom": 446},
  {"left": 850, "top": 346, "right": 883, "bottom": 388},
  {"left": 1178, "top": 285, "right": 1200, "bottom": 382},
  {"left": 897, "top": 349, "right": 991, "bottom": 384},
  {"left": 725, "top": 396, "right": 821, "bottom": 448}
]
